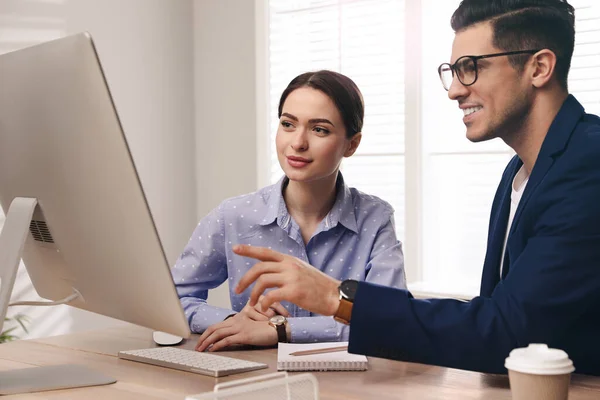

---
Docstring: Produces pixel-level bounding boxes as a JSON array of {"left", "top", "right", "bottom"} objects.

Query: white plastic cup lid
[{"left": 505, "top": 344, "right": 575, "bottom": 375}]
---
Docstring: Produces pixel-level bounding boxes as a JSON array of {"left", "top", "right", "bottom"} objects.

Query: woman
[{"left": 172, "top": 70, "right": 406, "bottom": 352}]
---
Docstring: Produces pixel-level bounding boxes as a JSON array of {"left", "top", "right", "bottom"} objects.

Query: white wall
[
  {"left": 1, "top": 0, "right": 197, "bottom": 338},
  {"left": 193, "top": 0, "right": 262, "bottom": 308}
]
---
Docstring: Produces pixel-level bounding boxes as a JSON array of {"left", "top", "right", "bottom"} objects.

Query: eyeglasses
[{"left": 437, "top": 50, "right": 541, "bottom": 91}]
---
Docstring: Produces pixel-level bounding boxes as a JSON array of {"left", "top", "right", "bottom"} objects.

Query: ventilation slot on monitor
[{"left": 30, "top": 220, "right": 55, "bottom": 243}]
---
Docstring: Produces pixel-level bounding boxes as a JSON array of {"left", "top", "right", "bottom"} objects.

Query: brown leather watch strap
[
  {"left": 269, "top": 316, "right": 288, "bottom": 343},
  {"left": 275, "top": 323, "right": 287, "bottom": 343},
  {"left": 333, "top": 298, "right": 353, "bottom": 325}
]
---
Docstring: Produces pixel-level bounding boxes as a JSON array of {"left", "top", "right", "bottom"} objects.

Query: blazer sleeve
[{"left": 348, "top": 141, "right": 600, "bottom": 373}]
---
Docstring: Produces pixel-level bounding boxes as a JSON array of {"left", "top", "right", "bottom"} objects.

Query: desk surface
[{"left": 0, "top": 324, "right": 599, "bottom": 399}]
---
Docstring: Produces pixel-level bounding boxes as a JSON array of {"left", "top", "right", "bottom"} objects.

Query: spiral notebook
[{"left": 277, "top": 342, "right": 368, "bottom": 372}]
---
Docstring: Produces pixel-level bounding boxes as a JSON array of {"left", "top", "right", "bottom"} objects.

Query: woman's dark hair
[
  {"left": 277, "top": 70, "right": 364, "bottom": 138},
  {"left": 451, "top": 0, "right": 575, "bottom": 90}
]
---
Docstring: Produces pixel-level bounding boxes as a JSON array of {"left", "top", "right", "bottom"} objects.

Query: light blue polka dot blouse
[{"left": 172, "top": 173, "right": 406, "bottom": 343}]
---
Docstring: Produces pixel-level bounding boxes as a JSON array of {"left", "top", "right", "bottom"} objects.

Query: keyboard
[{"left": 118, "top": 347, "right": 269, "bottom": 378}]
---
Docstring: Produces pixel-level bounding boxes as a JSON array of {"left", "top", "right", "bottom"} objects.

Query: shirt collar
[
  {"left": 259, "top": 176, "right": 288, "bottom": 227},
  {"left": 326, "top": 173, "right": 358, "bottom": 233},
  {"left": 258, "top": 173, "right": 358, "bottom": 234}
]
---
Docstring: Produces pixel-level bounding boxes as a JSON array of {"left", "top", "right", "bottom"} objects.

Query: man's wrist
[
  {"left": 328, "top": 280, "right": 342, "bottom": 316},
  {"left": 330, "top": 297, "right": 341, "bottom": 316}
]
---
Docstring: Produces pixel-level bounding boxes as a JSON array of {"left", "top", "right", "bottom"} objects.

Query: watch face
[
  {"left": 340, "top": 279, "right": 359, "bottom": 301},
  {"left": 270, "top": 315, "right": 286, "bottom": 325}
]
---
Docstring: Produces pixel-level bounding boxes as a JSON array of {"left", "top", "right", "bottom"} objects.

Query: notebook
[{"left": 277, "top": 342, "right": 368, "bottom": 372}]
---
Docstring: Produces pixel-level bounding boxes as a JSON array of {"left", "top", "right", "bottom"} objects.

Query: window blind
[{"left": 570, "top": 0, "right": 600, "bottom": 116}]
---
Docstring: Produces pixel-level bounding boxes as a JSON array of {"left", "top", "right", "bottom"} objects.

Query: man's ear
[
  {"left": 344, "top": 133, "right": 362, "bottom": 157},
  {"left": 530, "top": 49, "right": 558, "bottom": 88}
]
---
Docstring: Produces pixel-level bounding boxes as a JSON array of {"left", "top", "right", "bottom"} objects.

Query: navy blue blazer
[{"left": 348, "top": 95, "right": 600, "bottom": 375}]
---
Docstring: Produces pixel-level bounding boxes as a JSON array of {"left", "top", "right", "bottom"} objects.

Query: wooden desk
[{"left": 0, "top": 324, "right": 599, "bottom": 399}]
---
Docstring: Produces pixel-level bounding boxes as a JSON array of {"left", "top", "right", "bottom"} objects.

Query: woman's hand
[
  {"left": 238, "top": 295, "right": 290, "bottom": 321},
  {"left": 195, "top": 313, "right": 278, "bottom": 352}
]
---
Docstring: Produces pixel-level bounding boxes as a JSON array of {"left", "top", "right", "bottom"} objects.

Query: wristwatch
[
  {"left": 334, "top": 279, "right": 358, "bottom": 325},
  {"left": 269, "top": 315, "right": 288, "bottom": 343}
]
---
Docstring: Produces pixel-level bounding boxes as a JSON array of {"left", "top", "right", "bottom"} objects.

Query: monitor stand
[{"left": 0, "top": 197, "right": 117, "bottom": 394}]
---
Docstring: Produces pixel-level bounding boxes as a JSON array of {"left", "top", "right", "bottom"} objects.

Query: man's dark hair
[
  {"left": 278, "top": 70, "right": 364, "bottom": 138},
  {"left": 451, "top": 0, "right": 575, "bottom": 90}
]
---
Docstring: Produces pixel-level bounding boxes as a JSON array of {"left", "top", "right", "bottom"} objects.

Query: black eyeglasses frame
[{"left": 437, "top": 49, "right": 541, "bottom": 90}]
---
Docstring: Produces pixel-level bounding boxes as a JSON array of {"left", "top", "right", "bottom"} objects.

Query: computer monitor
[{"left": 0, "top": 32, "right": 191, "bottom": 340}]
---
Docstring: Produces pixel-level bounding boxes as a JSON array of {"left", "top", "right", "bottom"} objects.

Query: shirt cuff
[
  {"left": 185, "top": 303, "right": 236, "bottom": 333},
  {"left": 287, "top": 316, "right": 349, "bottom": 343}
]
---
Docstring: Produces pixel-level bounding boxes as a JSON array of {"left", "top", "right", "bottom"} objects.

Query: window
[
  {"left": 266, "top": 0, "right": 600, "bottom": 297},
  {"left": 417, "top": 0, "right": 514, "bottom": 296},
  {"left": 569, "top": 0, "right": 600, "bottom": 117}
]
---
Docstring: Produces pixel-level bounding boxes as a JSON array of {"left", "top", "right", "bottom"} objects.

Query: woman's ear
[{"left": 344, "top": 133, "right": 362, "bottom": 157}]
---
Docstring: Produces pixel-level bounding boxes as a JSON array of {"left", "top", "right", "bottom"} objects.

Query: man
[{"left": 233, "top": 0, "right": 600, "bottom": 375}]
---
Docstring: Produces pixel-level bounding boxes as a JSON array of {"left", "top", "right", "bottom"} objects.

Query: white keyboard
[{"left": 118, "top": 347, "right": 268, "bottom": 378}]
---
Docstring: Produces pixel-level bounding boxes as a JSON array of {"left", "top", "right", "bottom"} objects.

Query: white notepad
[{"left": 277, "top": 342, "right": 368, "bottom": 372}]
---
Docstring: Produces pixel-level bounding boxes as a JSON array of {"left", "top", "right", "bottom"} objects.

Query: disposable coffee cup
[{"left": 505, "top": 344, "right": 574, "bottom": 400}]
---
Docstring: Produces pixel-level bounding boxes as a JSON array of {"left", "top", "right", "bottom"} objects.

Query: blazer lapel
[{"left": 508, "top": 95, "right": 585, "bottom": 239}]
